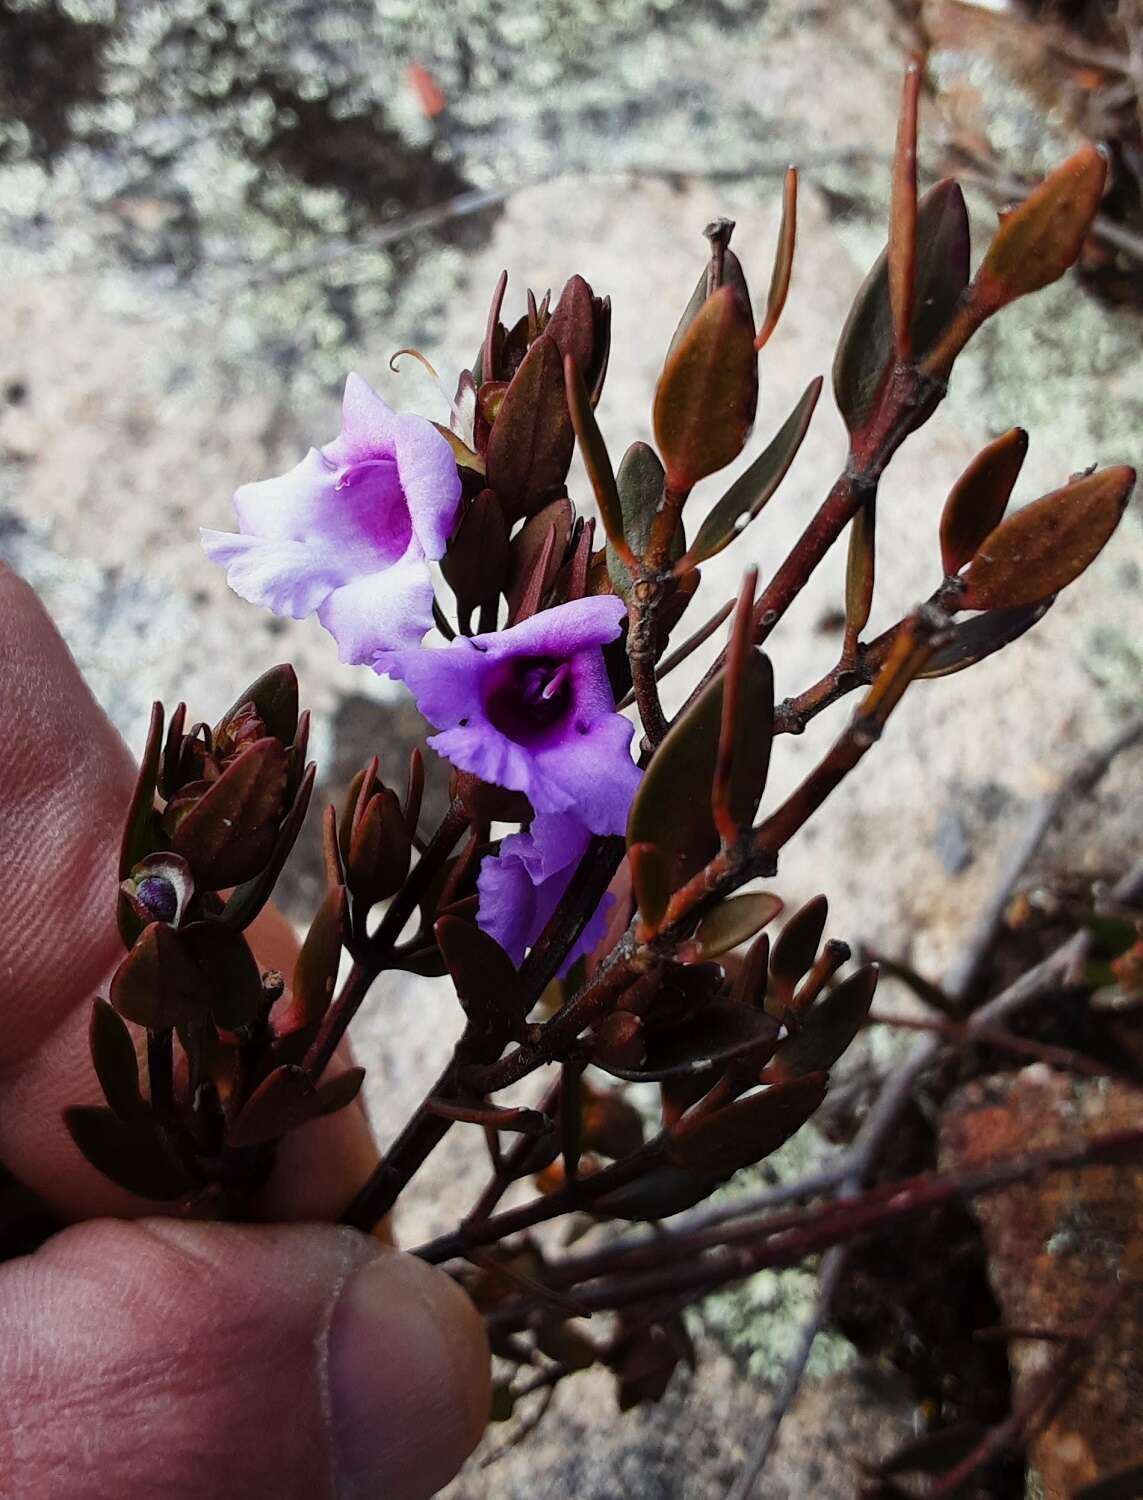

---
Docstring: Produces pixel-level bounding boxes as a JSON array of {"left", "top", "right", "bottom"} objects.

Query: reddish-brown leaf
[
  {"left": 653, "top": 284, "right": 758, "bottom": 492},
  {"left": 940, "top": 427, "right": 1029, "bottom": 577},
  {"left": 959, "top": 466, "right": 1134, "bottom": 611}
]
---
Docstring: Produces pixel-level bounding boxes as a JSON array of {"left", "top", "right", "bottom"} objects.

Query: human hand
[{"left": 0, "top": 564, "right": 490, "bottom": 1498}]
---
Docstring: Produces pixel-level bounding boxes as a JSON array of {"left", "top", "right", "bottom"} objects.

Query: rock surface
[
  {"left": 2, "top": 0, "right": 1142, "bottom": 1493},
  {"left": 940, "top": 1068, "right": 1143, "bottom": 1497}
]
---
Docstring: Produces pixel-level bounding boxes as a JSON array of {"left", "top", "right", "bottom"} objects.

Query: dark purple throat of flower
[{"left": 484, "top": 656, "right": 583, "bottom": 747}]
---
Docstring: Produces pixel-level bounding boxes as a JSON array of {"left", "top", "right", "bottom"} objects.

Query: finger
[
  {"left": 0, "top": 564, "right": 376, "bottom": 1221},
  {"left": 0, "top": 1217, "right": 490, "bottom": 1499}
]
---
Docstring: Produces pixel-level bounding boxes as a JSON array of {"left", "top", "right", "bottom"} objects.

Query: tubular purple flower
[
  {"left": 477, "top": 814, "right": 613, "bottom": 973},
  {"left": 201, "top": 373, "right": 461, "bottom": 665},
  {"left": 381, "top": 596, "right": 641, "bottom": 835}
]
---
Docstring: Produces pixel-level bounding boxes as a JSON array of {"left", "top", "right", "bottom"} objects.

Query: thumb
[{"left": 0, "top": 1219, "right": 490, "bottom": 1499}]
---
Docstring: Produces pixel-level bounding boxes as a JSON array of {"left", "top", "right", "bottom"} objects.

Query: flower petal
[
  {"left": 427, "top": 723, "right": 562, "bottom": 811},
  {"left": 200, "top": 530, "right": 341, "bottom": 618},
  {"left": 232, "top": 448, "right": 336, "bottom": 542},
  {"left": 327, "top": 372, "right": 398, "bottom": 466},
  {"left": 391, "top": 411, "right": 463, "bottom": 560},
  {"left": 476, "top": 846, "right": 537, "bottom": 965},
  {"left": 473, "top": 595, "right": 626, "bottom": 660},
  {"left": 533, "top": 714, "right": 640, "bottom": 835},
  {"left": 477, "top": 813, "right": 615, "bottom": 975},
  {"left": 379, "top": 638, "right": 486, "bottom": 723},
  {"left": 316, "top": 554, "right": 435, "bottom": 664}
]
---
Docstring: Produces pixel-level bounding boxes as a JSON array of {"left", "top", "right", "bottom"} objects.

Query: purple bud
[{"left": 136, "top": 875, "right": 178, "bottom": 924}]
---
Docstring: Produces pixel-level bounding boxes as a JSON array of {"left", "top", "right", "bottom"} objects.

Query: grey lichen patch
[{"left": 689, "top": 1128, "right": 856, "bottom": 1383}]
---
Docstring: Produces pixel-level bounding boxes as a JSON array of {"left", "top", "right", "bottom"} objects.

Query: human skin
[{"left": 0, "top": 563, "right": 490, "bottom": 1499}]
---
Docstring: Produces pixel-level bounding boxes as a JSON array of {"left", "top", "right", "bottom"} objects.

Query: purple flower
[
  {"left": 382, "top": 596, "right": 641, "bottom": 835},
  {"left": 202, "top": 373, "right": 461, "bottom": 664},
  {"left": 477, "top": 814, "right": 613, "bottom": 973}
]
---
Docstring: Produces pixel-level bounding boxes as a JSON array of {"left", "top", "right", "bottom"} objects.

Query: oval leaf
[
  {"left": 770, "top": 894, "right": 829, "bottom": 999},
  {"left": 629, "top": 841, "right": 671, "bottom": 931},
  {"left": 180, "top": 919, "right": 265, "bottom": 1031},
  {"left": 598, "top": 999, "right": 779, "bottom": 1083},
  {"left": 768, "top": 964, "right": 878, "bottom": 1080},
  {"left": 292, "top": 886, "right": 347, "bottom": 1030},
  {"left": 110, "top": 922, "right": 210, "bottom": 1029},
  {"left": 607, "top": 442, "right": 672, "bottom": 599},
  {"left": 90, "top": 999, "right": 143, "bottom": 1121},
  {"left": 919, "top": 599, "right": 1052, "bottom": 679},
  {"left": 593, "top": 1161, "right": 719, "bottom": 1221},
  {"left": 959, "top": 466, "right": 1134, "bottom": 611},
  {"left": 834, "top": 180, "right": 969, "bottom": 435},
  {"left": 940, "top": 427, "right": 1029, "bottom": 577},
  {"left": 627, "top": 651, "right": 773, "bottom": 892},
  {"left": 653, "top": 284, "right": 758, "bottom": 492},
  {"left": 684, "top": 892, "right": 783, "bottom": 962},
  {"left": 667, "top": 1073, "right": 828, "bottom": 1176},
  {"left": 65, "top": 1105, "right": 192, "bottom": 1200},
  {"left": 215, "top": 664, "right": 299, "bottom": 748},
  {"left": 975, "top": 143, "right": 1107, "bottom": 307},
  {"left": 169, "top": 737, "right": 288, "bottom": 889},
  {"left": 436, "top": 914, "right": 525, "bottom": 1046},
  {"left": 485, "top": 333, "right": 574, "bottom": 520},
  {"left": 687, "top": 375, "right": 822, "bottom": 565}
]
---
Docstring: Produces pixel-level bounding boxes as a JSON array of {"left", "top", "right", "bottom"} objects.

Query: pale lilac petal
[
  {"left": 473, "top": 595, "right": 625, "bottom": 660},
  {"left": 533, "top": 714, "right": 640, "bottom": 835},
  {"left": 391, "top": 412, "right": 462, "bottom": 559},
  {"left": 316, "top": 554, "right": 435, "bottom": 664},
  {"left": 327, "top": 372, "right": 398, "bottom": 465},
  {"left": 233, "top": 448, "right": 335, "bottom": 541},
  {"left": 200, "top": 531, "right": 341, "bottom": 618}
]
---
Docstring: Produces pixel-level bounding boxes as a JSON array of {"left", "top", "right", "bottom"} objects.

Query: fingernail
[{"left": 328, "top": 1250, "right": 489, "bottom": 1499}]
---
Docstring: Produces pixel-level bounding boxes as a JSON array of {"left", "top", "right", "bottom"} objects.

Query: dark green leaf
[
  {"left": 844, "top": 496, "right": 876, "bottom": 639},
  {"left": 90, "top": 999, "right": 143, "bottom": 1120},
  {"left": 65, "top": 1105, "right": 192, "bottom": 1200},
  {"left": 110, "top": 922, "right": 210, "bottom": 1028},
  {"left": 564, "top": 352, "right": 626, "bottom": 551},
  {"left": 597, "top": 998, "right": 778, "bottom": 1083},
  {"left": 687, "top": 376, "right": 822, "bottom": 565},
  {"left": 833, "top": 180, "right": 969, "bottom": 434},
  {"left": 627, "top": 652, "right": 773, "bottom": 891},
  {"left": 292, "top": 887, "right": 347, "bottom": 1030},
  {"left": 593, "top": 1162, "right": 718, "bottom": 1221},
  {"left": 607, "top": 442, "right": 671, "bottom": 598},
  {"left": 436, "top": 914, "right": 525, "bottom": 1048},
  {"left": 919, "top": 600, "right": 1052, "bottom": 679},
  {"left": 768, "top": 964, "right": 878, "bottom": 1079},
  {"left": 221, "top": 762, "right": 317, "bottom": 930},
  {"left": 653, "top": 285, "right": 758, "bottom": 492},
  {"left": 667, "top": 1073, "right": 827, "bottom": 1175},
  {"left": 770, "top": 894, "right": 829, "bottom": 999},
  {"left": 629, "top": 841, "right": 671, "bottom": 931},
  {"left": 180, "top": 919, "right": 264, "bottom": 1030},
  {"left": 441, "top": 489, "right": 509, "bottom": 621},
  {"left": 880, "top": 1424, "right": 988, "bottom": 1478},
  {"left": 685, "top": 893, "right": 783, "bottom": 961},
  {"left": 505, "top": 499, "right": 574, "bottom": 620},
  {"left": 228, "top": 1065, "right": 320, "bottom": 1148},
  {"left": 939, "top": 428, "right": 1028, "bottom": 577},
  {"left": 485, "top": 333, "right": 574, "bottom": 520},
  {"left": 169, "top": 737, "right": 288, "bottom": 889},
  {"left": 215, "top": 664, "right": 299, "bottom": 748},
  {"left": 118, "top": 703, "right": 164, "bottom": 944},
  {"left": 959, "top": 466, "right": 1134, "bottom": 611}
]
